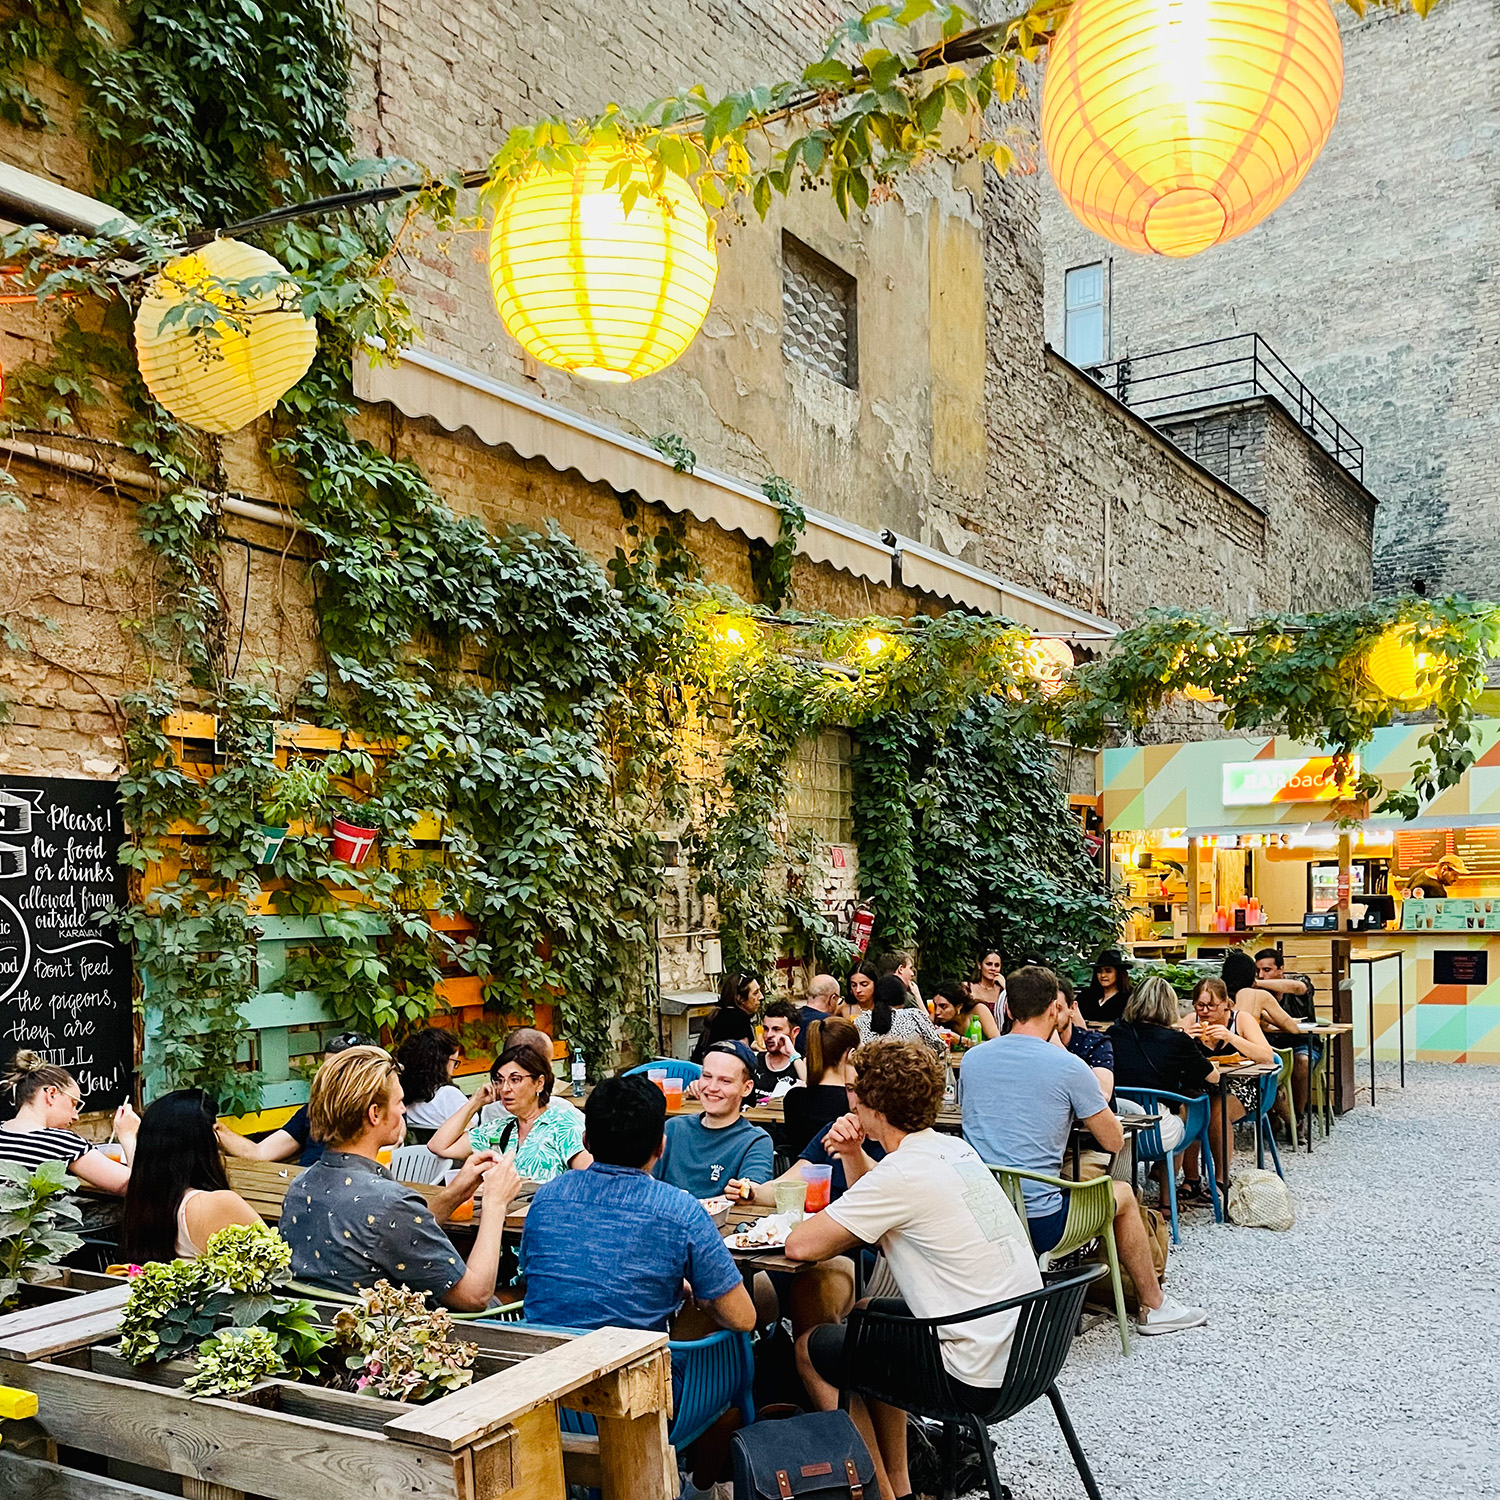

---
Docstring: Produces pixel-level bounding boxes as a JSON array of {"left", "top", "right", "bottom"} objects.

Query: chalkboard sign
[
  {"left": 0, "top": 775, "right": 133, "bottom": 1110},
  {"left": 1434, "top": 949, "right": 1489, "bottom": 987}
]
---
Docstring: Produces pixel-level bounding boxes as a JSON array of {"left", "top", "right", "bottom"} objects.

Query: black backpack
[{"left": 730, "top": 1410, "right": 875, "bottom": 1500}]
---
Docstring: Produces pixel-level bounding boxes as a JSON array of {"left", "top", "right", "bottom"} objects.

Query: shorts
[
  {"left": 1027, "top": 1201, "right": 1071, "bottom": 1255},
  {"left": 807, "top": 1303, "right": 997, "bottom": 1414}
]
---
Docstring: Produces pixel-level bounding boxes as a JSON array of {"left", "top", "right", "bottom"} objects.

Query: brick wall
[{"left": 1037, "top": 0, "right": 1498, "bottom": 599}]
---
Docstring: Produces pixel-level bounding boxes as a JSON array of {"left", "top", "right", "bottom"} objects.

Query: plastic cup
[
  {"left": 648, "top": 1068, "right": 669, "bottom": 1095},
  {"left": 663, "top": 1076, "right": 685, "bottom": 1108},
  {"left": 800, "top": 1163, "right": 833, "bottom": 1212},
  {"left": 376, "top": 1146, "right": 393, "bottom": 1166},
  {"left": 447, "top": 1197, "right": 473, "bottom": 1222},
  {"left": 774, "top": 1180, "right": 808, "bottom": 1221}
]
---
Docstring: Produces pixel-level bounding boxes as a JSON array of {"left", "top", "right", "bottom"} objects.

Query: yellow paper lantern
[
  {"left": 1024, "top": 637, "right": 1075, "bottom": 696},
  {"left": 134, "top": 239, "right": 316, "bottom": 433},
  {"left": 489, "top": 148, "right": 718, "bottom": 382},
  {"left": 1183, "top": 683, "right": 1220, "bottom": 704},
  {"left": 1366, "top": 626, "right": 1438, "bottom": 707},
  {"left": 1041, "top": 0, "right": 1344, "bottom": 257}
]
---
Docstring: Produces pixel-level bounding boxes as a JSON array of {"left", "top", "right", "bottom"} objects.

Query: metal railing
[{"left": 1087, "top": 334, "right": 1364, "bottom": 483}]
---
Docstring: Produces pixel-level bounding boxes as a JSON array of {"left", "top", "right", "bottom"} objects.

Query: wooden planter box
[{"left": 0, "top": 1287, "right": 674, "bottom": 1500}]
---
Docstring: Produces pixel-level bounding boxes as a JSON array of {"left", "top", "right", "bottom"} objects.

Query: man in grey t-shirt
[
  {"left": 654, "top": 1042, "right": 774, "bottom": 1197},
  {"left": 959, "top": 966, "right": 1206, "bottom": 1337}
]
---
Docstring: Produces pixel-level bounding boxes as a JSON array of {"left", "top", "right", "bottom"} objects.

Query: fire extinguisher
[{"left": 849, "top": 904, "right": 875, "bottom": 956}]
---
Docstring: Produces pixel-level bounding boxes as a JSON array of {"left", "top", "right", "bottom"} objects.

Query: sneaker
[{"left": 1137, "top": 1295, "right": 1208, "bottom": 1335}]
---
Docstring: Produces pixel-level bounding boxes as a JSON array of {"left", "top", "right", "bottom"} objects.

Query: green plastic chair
[
  {"left": 987, "top": 1165, "right": 1130, "bottom": 1356},
  {"left": 1309, "top": 1039, "right": 1335, "bottom": 1140},
  {"left": 1272, "top": 1048, "right": 1299, "bottom": 1152}
]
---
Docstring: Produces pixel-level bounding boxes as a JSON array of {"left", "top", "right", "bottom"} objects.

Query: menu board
[
  {"left": 1401, "top": 898, "right": 1500, "bottom": 932},
  {"left": 0, "top": 776, "right": 133, "bottom": 1110},
  {"left": 1393, "top": 827, "right": 1500, "bottom": 881}
]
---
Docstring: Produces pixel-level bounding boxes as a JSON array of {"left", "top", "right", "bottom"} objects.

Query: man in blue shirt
[
  {"left": 655, "top": 1043, "right": 775, "bottom": 1197},
  {"left": 522, "top": 1074, "right": 754, "bottom": 1336},
  {"left": 960, "top": 966, "right": 1206, "bottom": 1337}
]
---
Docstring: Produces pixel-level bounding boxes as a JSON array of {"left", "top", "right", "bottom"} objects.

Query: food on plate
[{"left": 724, "top": 1212, "right": 796, "bottom": 1250}]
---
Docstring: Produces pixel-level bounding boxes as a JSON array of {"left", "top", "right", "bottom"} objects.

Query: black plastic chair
[{"left": 835, "top": 1265, "right": 1107, "bottom": 1500}]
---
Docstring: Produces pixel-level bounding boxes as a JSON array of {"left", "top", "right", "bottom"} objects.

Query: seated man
[
  {"left": 1055, "top": 976, "right": 1114, "bottom": 1098},
  {"left": 1254, "top": 948, "right": 1318, "bottom": 1116},
  {"left": 796, "top": 973, "right": 844, "bottom": 1052},
  {"left": 522, "top": 1075, "right": 756, "bottom": 1499},
  {"left": 217, "top": 1031, "right": 373, "bottom": 1166},
  {"left": 655, "top": 1042, "right": 774, "bottom": 1198},
  {"left": 284, "top": 1045, "right": 520, "bottom": 1310},
  {"left": 784, "top": 1040, "right": 1041, "bottom": 1500},
  {"left": 753, "top": 1001, "right": 806, "bottom": 1095},
  {"left": 961, "top": 966, "right": 1206, "bottom": 1337}
]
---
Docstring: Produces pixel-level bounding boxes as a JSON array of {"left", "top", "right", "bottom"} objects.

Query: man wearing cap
[
  {"left": 654, "top": 1041, "right": 774, "bottom": 1198},
  {"left": 1406, "top": 855, "right": 1469, "bottom": 898}
]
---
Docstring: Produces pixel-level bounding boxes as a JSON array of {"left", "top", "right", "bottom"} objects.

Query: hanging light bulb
[
  {"left": 133, "top": 239, "right": 317, "bottom": 433},
  {"left": 489, "top": 145, "right": 719, "bottom": 381},
  {"left": 1041, "top": 0, "right": 1344, "bottom": 257}
]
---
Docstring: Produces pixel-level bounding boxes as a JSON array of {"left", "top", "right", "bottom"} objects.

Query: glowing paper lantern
[
  {"left": 134, "top": 240, "right": 316, "bottom": 434},
  {"left": 1024, "top": 637, "right": 1075, "bottom": 696},
  {"left": 1366, "top": 626, "right": 1438, "bottom": 707},
  {"left": 488, "top": 147, "right": 719, "bottom": 381},
  {"left": 1041, "top": 0, "right": 1344, "bottom": 257},
  {"left": 1183, "top": 683, "right": 1220, "bottom": 704}
]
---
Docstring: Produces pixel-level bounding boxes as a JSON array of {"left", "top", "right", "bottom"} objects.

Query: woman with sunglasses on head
[
  {"left": 120, "top": 1090, "right": 261, "bottom": 1263},
  {"left": 429, "top": 1044, "right": 592, "bottom": 1184},
  {"left": 691, "top": 972, "right": 764, "bottom": 1062},
  {"left": 0, "top": 1049, "right": 138, "bottom": 1195}
]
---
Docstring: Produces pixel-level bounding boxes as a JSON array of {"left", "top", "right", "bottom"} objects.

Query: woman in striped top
[{"left": 0, "top": 1050, "right": 137, "bottom": 1194}]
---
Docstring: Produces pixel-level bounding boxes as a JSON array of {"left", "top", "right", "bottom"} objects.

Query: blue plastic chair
[
  {"left": 1114, "top": 1087, "right": 1221, "bottom": 1244},
  {"left": 1254, "top": 1068, "right": 1286, "bottom": 1180},
  {"left": 556, "top": 1327, "right": 755, "bottom": 1457},
  {"left": 625, "top": 1058, "right": 703, "bottom": 1083}
]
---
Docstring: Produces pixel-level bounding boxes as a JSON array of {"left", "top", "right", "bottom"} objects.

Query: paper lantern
[
  {"left": 134, "top": 240, "right": 316, "bottom": 433},
  {"left": 1025, "top": 637, "right": 1075, "bottom": 695},
  {"left": 1366, "top": 626, "right": 1438, "bottom": 707},
  {"left": 1041, "top": 0, "right": 1344, "bottom": 257},
  {"left": 1183, "top": 683, "right": 1220, "bottom": 703},
  {"left": 489, "top": 147, "right": 718, "bottom": 381}
]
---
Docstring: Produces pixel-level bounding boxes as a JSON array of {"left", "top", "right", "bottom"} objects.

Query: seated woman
[
  {"left": 1180, "top": 977, "right": 1274, "bottom": 1182},
  {"left": 852, "top": 974, "right": 948, "bottom": 1059},
  {"left": 1076, "top": 949, "right": 1133, "bottom": 1025},
  {"left": 782, "top": 1017, "right": 859, "bottom": 1157},
  {"left": 0, "top": 1051, "right": 138, "bottom": 1230},
  {"left": 429, "top": 1044, "right": 591, "bottom": 1183},
  {"left": 1109, "top": 977, "right": 1218, "bottom": 1201},
  {"left": 966, "top": 951, "right": 1005, "bottom": 1019},
  {"left": 120, "top": 1090, "right": 262, "bottom": 1262},
  {"left": 1220, "top": 950, "right": 1305, "bottom": 1038},
  {"left": 394, "top": 1028, "right": 468, "bottom": 1142},
  {"left": 691, "top": 972, "right": 763, "bottom": 1062},
  {"left": 931, "top": 980, "right": 1000, "bottom": 1045}
]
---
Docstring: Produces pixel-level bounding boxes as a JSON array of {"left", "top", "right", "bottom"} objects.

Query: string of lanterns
[{"left": 101, "top": 0, "right": 1349, "bottom": 437}]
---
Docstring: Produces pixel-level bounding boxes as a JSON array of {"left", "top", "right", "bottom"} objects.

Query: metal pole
[
  {"left": 1397, "top": 955, "right": 1406, "bottom": 1088},
  {"left": 1368, "top": 962, "right": 1377, "bottom": 1106}
]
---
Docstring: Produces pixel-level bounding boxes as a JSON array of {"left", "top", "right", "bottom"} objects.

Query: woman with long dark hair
[
  {"left": 394, "top": 1028, "right": 467, "bottom": 1136},
  {"left": 853, "top": 973, "right": 947, "bottom": 1057},
  {"left": 846, "top": 960, "right": 879, "bottom": 1012},
  {"left": 691, "top": 971, "right": 762, "bottom": 1061},
  {"left": 932, "top": 979, "right": 1000, "bottom": 1044},
  {"left": 782, "top": 1016, "right": 860, "bottom": 1156},
  {"left": 120, "top": 1090, "right": 261, "bottom": 1263},
  {"left": 1077, "top": 949, "right": 1133, "bottom": 1024}
]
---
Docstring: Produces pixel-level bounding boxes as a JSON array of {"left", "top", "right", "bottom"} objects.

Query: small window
[
  {"left": 787, "top": 729, "right": 854, "bottom": 845},
  {"left": 782, "top": 234, "right": 857, "bottom": 388},
  {"left": 1064, "top": 262, "right": 1107, "bottom": 366}
]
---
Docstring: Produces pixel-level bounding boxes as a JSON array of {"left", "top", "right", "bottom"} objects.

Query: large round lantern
[
  {"left": 134, "top": 240, "right": 316, "bottom": 434},
  {"left": 488, "top": 147, "right": 719, "bottom": 382},
  {"left": 1041, "top": 0, "right": 1344, "bottom": 257},
  {"left": 1024, "top": 637, "right": 1075, "bottom": 696},
  {"left": 1366, "top": 626, "right": 1438, "bottom": 707}
]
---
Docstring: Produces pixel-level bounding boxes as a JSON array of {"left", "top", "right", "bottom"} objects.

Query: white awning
[{"left": 355, "top": 347, "right": 1119, "bottom": 635}]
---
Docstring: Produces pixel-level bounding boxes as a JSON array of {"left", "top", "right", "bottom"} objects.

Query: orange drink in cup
[
  {"left": 647, "top": 1068, "right": 669, "bottom": 1095},
  {"left": 376, "top": 1146, "right": 393, "bottom": 1166},
  {"left": 663, "top": 1076, "right": 685, "bottom": 1109},
  {"left": 448, "top": 1196, "right": 473, "bottom": 1222},
  {"left": 800, "top": 1163, "right": 833, "bottom": 1212}
]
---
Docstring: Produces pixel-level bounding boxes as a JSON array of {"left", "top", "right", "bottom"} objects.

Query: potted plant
[{"left": 0, "top": 1160, "right": 83, "bottom": 1309}]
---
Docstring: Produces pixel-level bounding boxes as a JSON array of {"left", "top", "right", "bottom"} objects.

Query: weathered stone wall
[
  {"left": 983, "top": 165, "right": 1373, "bottom": 625},
  {"left": 1037, "top": 0, "right": 1498, "bottom": 599}
]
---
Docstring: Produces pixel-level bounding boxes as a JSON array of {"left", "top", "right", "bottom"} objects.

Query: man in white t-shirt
[{"left": 785, "top": 1039, "right": 1041, "bottom": 1500}]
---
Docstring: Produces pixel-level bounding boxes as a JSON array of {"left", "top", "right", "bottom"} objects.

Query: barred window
[
  {"left": 788, "top": 729, "right": 854, "bottom": 845},
  {"left": 782, "top": 234, "right": 857, "bottom": 388}
]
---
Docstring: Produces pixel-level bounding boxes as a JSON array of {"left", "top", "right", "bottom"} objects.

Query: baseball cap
[{"left": 703, "top": 1040, "right": 758, "bottom": 1082}]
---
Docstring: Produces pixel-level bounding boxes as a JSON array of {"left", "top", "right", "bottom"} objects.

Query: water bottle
[{"left": 570, "top": 1055, "right": 586, "bottom": 1097}]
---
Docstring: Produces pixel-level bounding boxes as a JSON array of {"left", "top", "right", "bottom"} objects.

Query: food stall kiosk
[{"left": 1100, "top": 721, "right": 1500, "bottom": 1071}]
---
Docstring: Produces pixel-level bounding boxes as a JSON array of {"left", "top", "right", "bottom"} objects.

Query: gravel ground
[{"left": 981, "top": 1062, "right": 1500, "bottom": 1500}]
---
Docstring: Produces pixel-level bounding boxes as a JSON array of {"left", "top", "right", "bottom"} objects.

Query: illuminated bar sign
[{"left": 1222, "top": 756, "right": 1359, "bottom": 806}]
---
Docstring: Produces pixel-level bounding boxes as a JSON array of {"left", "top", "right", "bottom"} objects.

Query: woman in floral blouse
[{"left": 428, "top": 1044, "right": 591, "bottom": 1183}]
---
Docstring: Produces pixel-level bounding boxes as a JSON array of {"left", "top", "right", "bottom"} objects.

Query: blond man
[{"left": 284, "top": 1046, "right": 520, "bottom": 1310}]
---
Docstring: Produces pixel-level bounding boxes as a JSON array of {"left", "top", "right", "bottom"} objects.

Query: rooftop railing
[{"left": 1087, "top": 333, "right": 1364, "bottom": 484}]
